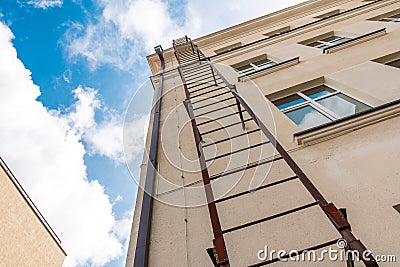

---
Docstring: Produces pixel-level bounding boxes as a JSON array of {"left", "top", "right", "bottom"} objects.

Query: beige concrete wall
[
  {"left": 129, "top": 0, "right": 400, "bottom": 266},
  {"left": 0, "top": 166, "right": 65, "bottom": 267}
]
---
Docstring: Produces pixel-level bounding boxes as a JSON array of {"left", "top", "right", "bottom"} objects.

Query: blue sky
[{"left": 0, "top": 0, "right": 305, "bottom": 266}]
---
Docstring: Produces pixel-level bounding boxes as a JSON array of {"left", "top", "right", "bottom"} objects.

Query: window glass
[
  {"left": 236, "top": 64, "right": 252, "bottom": 72},
  {"left": 254, "top": 59, "right": 276, "bottom": 69},
  {"left": 331, "top": 37, "right": 351, "bottom": 45},
  {"left": 387, "top": 59, "right": 400, "bottom": 68},
  {"left": 320, "top": 36, "right": 338, "bottom": 42},
  {"left": 253, "top": 59, "right": 268, "bottom": 66},
  {"left": 272, "top": 85, "right": 372, "bottom": 129},
  {"left": 307, "top": 35, "right": 352, "bottom": 49},
  {"left": 308, "top": 42, "right": 322, "bottom": 47},
  {"left": 316, "top": 93, "right": 370, "bottom": 117},
  {"left": 235, "top": 58, "right": 277, "bottom": 76},
  {"left": 302, "top": 85, "right": 335, "bottom": 99},
  {"left": 273, "top": 94, "right": 306, "bottom": 110},
  {"left": 235, "top": 64, "right": 256, "bottom": 75},
  {"left": 285, "top": 106, "right": 331, "bottom": 129},
  {"left": 393, "top": 204, "right": 400, "bottom": 214}
]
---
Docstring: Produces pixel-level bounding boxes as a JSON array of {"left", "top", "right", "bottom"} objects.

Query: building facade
[
  {"left": 126, "top": 0, "right": 400, "bottom": 266},
  {"left": 0, "top": 157, "right": 66, "bottom": 266}
]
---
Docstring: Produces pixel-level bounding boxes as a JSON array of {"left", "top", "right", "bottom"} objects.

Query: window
[
  {"left": 272, "top": 85, "right": 371, "bottom": 129},
  {"left": 301, "top": 29, "right": 386, "bottom": 54},
  {"left": 379, "top": 13, "right": 400, "bottom": 22},
  {"left": 372, "top": 51, "right": 400, "bottom": 68},
  {"left": 233, "top": 57, "right": 277, "bottom": 76},
  {"left": 373, "top": 51, "right": 400, "bottom": 68},
  {"left": 307, "top": 35, "right": 352, "bottom": 50},
  {"left": 368, "top": 9, "right": 400, "bottom": 22}
]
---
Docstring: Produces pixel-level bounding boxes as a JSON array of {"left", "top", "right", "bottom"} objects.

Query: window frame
[
  {"left": 386, "top": 58, "right": 400, "bottom": 68},
  {"left": 379, "top": 12, "right": 400, "bottom": 22},
  {"left": 307, "top": 35, "right": 352, "bottom": 50},
  {"left": 299, "top": 29, "right": 386, "bottom": 54},
  {"left": 372, "top": 51, "right": 400, "bottom": 68},
  {"left": 274, "top": 85, "right": 372, "bottom": 128},
  {"left": 380, "top": 17, "right": 400, "bottom": 23},
  {"left": 368, "top": 9, "right": 400, "bottom": 23},
  {"left": 233, "top": 57, "right": 278, "bottom": 76}
]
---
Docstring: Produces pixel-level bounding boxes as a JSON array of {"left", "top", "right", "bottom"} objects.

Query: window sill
[
  {"left": 238, "top": 57, "right": 300, "bottom": 81},
  {"left": 323, "top": 28, "right": 387, "bottom": 54},
  {"left": 294, "top": 99, "right": 400, "bottom": 145}
]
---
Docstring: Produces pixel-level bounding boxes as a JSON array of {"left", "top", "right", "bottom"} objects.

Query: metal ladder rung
[
  {"left": 215, "top": 176, "right": 298, "bottom": 204},
  {"left": 210, "top": 156, "right": 284, "bottom": 181},
  {"left": 192, "top": 91, "right": 232, "bottom": 105},
  {"left": 191, "top": 85, "right": 229, "bottom": 98},
  {"left": 185, "top": 73, "right": 216, "bottom": 83},
  {"left": 185, "top": 76, "right": 218, "bottom": 85},
  {"left": 189, "top": 82, "right": 225, "bottom": 94},
  {"left": 182, "top": 63, "right": 209, "bottom": 72},
  {"left": 179, "top": 52, "right": 197, "bottom": 58},
  {"left": 186, "top": 77, "right": 222, "bottom": 87},
  {"left": 197, "top": 110, "right": 247, "bottom": 127},
  {"left": 205, "top": 141, "right": 271, "bottom": 163},
  {"left": 222, "top": 202, "right": 318, "bottom": 234},
  {"left": 193, "top": 96, "right": 236, "bottom": 111},
  {"left": 195, "top": 103, "right": 237, "bottom": 117},
  {"left": 202, "top": 128, "right": 260, "bottom": 147},
  {"left": 201, "top": 118, "right": 253, "bottom": 136},
  {"left": 184, "top": 68, "right": 213, "bottom": 79},
  {"left": 180, "top": 51, "right": 196, "bottom": 55},
  {"left": 180, "top": 56, "right": 198, "bottom": 62}
]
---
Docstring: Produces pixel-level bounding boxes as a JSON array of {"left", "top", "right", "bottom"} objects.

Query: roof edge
[{"left": 0, "top": 156, "right": 67, "bottom": 256}]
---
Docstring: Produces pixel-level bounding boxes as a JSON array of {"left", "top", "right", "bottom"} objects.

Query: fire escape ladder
[{"left": 172, "top": 37, "right": 378, "bottom": 267}]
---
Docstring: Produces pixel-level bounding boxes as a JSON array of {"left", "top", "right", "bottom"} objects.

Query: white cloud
[
  {"left": 60, "top": 86, "right": 133, "bottom": 163},
  {"left": 85, "top": 119, "right": 125, "bottom": 160},
  {"left": 0, "top": 22, "right": 129, "bottom": 266},
  {"left": 64, "top": 0, "right": 307, "bottom": 70},
  {"left": 65, "top": 20, "right": 143, "bottom": 71},
  {"left": 185, "top": 0, "right": 308, "bottom": 36},
  {"left": 113, "top": 209, "right": 134, "bottom": 250},
  {"left": 27, "top": 0, "right": 63, "bottom": 9}
]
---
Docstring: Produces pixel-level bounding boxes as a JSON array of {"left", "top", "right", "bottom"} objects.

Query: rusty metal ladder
[{"left": 173, "top": 36, "right": 378, "bottom": 267}]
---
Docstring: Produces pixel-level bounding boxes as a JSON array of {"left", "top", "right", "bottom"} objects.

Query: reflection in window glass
[
  {"left": 380, "top": 13, "right": 400, "bottom": 22},
  {"left": 308, "top": 42, "right": 322, "bottom": 47},
  {"left": 306, "top": 35, "right": 352, "bottom": 49},
  {"left": 254, "top": 59, "right": 276, "bottom": 70},
  {"left": 303, "top": 85, "right": 335, "bottom": 99},
  {"left": 322, "top": 36, "right": 351, "bottom": 45},
  {"left": 286, "top": 106, "right": 331, "bottom": 129},
  {"left": 387, "top": 59, "right": 400, "bottom": 68},
  {"left": 273, "top": 94, "right": 306, "bottom": 110},
  {"left": 236, "top": 64, "right": 256, "bottom": 75},
  {"left": 316, "top": 93, "right": 370, "bottom": 117},
  {"left": 234, "top": 58, "right": 277, "bottom": 76}
]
